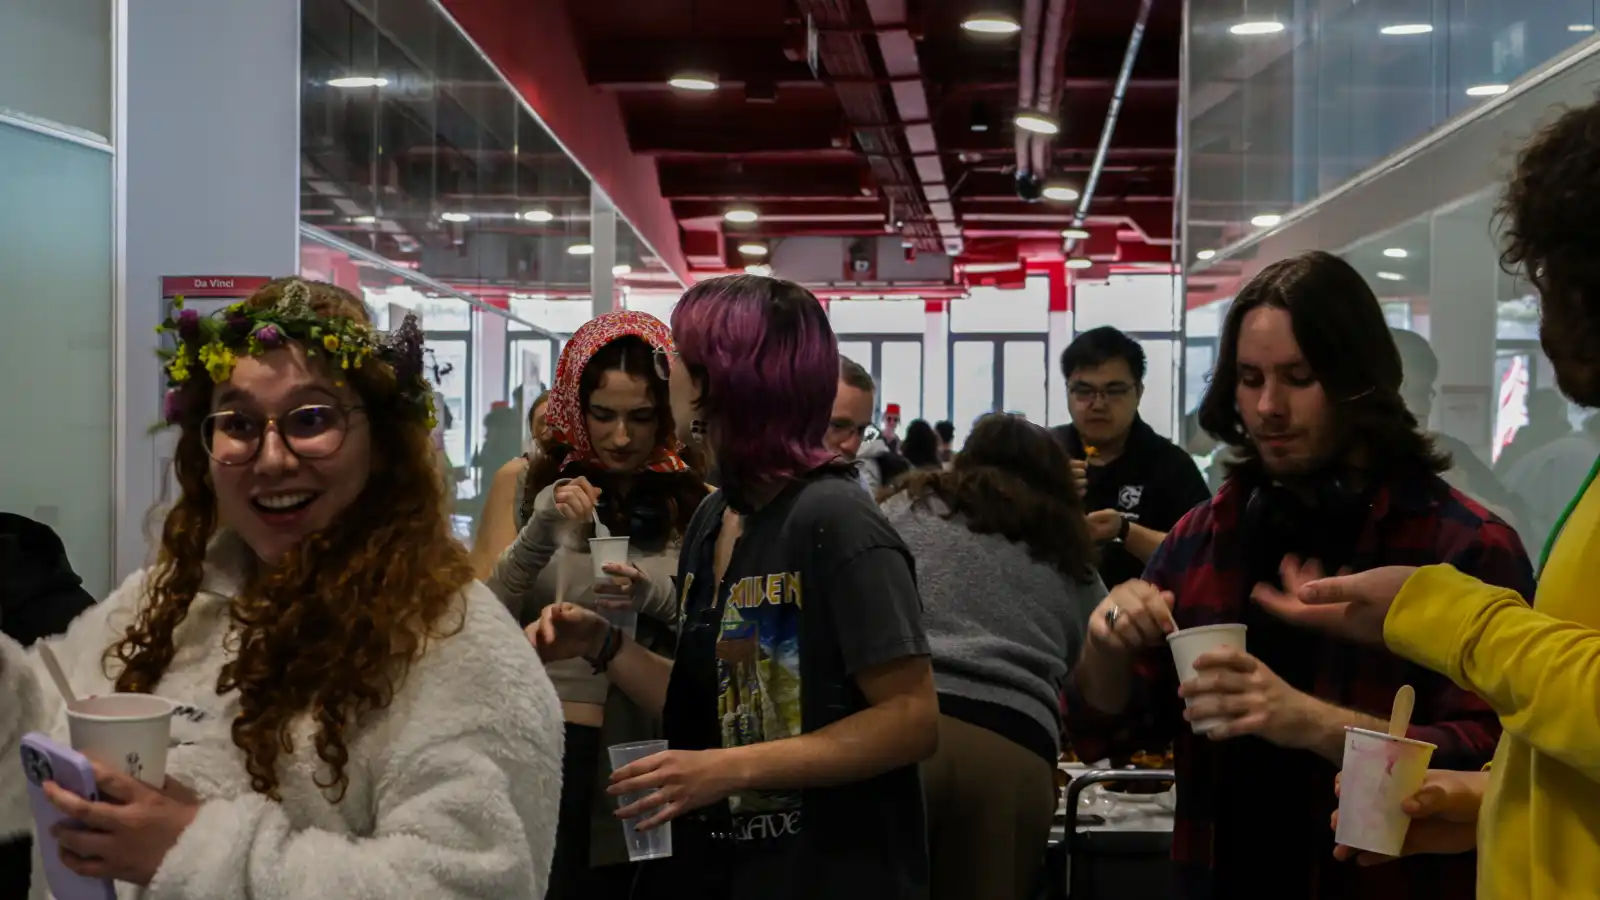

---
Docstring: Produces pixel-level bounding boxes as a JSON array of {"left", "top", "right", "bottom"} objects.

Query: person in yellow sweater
[{"left": 1251, "top": 98, "right": 1600, "bottom": 900}]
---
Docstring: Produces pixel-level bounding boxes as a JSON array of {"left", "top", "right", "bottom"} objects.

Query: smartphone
[{"left": 19, "top": 733, "right": 117, "bottom": 900}]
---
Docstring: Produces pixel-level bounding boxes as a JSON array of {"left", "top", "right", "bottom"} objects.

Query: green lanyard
[{"left": 1538, "top": 452, "right": 1600, "bottom": 573}]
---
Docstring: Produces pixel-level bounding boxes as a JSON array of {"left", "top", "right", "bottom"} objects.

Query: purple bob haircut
[{"left": 671, "top": 274, "right": 839, "bottom": 486}]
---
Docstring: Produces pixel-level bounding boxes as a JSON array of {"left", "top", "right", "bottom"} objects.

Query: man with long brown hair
[{"left": 1064, "top": 252, "right": 1535, "bottom": 899}]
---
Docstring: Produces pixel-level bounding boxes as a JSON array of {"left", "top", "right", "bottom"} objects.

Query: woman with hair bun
[
  {"left": 0, "top": 278, "right": 562, "bottom": 898},
  {"left": 532, "top": 275, "right": 938, "bottom": 900}
]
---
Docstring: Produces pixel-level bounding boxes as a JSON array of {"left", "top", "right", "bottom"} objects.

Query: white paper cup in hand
[
  {"left": 607, "top": 739, "right": 673, "bottom": 861},
  {"left": 1335, "top": 726, "right": 1436, "bottom": 856},
  {"left": 589, "top": 536, "right": 637, "bottom": 636},
  {"left": 1166, "top": 623, "right": 1247, "bottom": 734},
  {"left": 67, "top": 693, "right": 176, "bottom": 787}
]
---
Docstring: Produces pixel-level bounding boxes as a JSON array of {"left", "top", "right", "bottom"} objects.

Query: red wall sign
[{"left": 161, "top": 276, "right": 274, "bottom": 299}]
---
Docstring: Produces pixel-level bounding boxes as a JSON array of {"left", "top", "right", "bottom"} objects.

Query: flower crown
[{"left": 154, "top": 280, "right": 440, "bottom": 429}]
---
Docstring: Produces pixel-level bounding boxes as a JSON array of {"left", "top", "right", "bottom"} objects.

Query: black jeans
[{"left": 548, "top": 723, "right": 641, "bottom": 900}]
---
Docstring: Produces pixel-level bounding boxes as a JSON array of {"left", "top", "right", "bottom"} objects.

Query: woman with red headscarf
[{"left": 487, "top": 311, "right": 708, "bottom": 899}]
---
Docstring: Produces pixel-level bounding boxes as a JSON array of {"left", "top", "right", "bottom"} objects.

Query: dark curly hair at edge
[
  {"left": 883, "top": 413, "right": 1098, "bottom": 582},
  {"left": 523, "top": 335, "right": 707, "bottom": 539},
  {"left": 1498, "top": 99, "right": 1600, "bottom": 408},
  {"left": 106, "top": 278, "right": 474, "bottom": 803}
]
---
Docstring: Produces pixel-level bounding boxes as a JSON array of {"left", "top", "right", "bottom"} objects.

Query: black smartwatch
[{"left": 1115, "top": 515, "right": 1132, "bottom": 544}]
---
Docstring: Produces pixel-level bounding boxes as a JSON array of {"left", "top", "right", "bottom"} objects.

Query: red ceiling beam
[{"left": 438, "top": 0, "right": 690, "bottom": 284}]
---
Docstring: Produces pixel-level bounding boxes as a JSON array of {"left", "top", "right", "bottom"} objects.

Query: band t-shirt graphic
[{"left": 659, "top": 469, "right": 931, "bottom": 899}]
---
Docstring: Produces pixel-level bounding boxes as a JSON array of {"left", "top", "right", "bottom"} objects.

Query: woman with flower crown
[{"left": 0, "top": 278, "right": 563, "bottom": 898}]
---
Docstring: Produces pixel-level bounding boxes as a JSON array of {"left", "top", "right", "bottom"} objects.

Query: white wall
[{"left": 119, "top": 0, "right": 301, "bottom": 580}]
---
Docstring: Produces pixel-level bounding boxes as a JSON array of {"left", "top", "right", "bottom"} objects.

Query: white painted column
[
  {"left": 119, "top": 0, "right": 301, "bottom": 580},
  {"left": 923, "top": 300, "right": 950, "bottom": 423},
  {"left": 591, "top": 183, "right": 617, "bottom": 319},
  {"left": 1428, "top": 205, "right": 1499, "bottom": 456}
]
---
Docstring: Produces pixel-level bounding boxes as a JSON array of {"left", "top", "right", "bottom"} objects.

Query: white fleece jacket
[{"left": 0, "top": 538, "right": 563, "bottom": 900}]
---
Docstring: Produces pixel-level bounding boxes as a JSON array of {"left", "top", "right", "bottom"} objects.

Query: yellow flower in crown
[
  {"left": 167, "top": 346, "right": 192, "bottom": 384},
  {"left": 323, "top": 334, "right": 341, "bottom": 352},
  {"left": 198, "top": 343, "right": 237, "bottom": 383}
]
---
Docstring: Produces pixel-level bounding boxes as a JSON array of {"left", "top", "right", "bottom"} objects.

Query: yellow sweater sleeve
[{"left": 1385, "top": 564, "right": 1600, "bottom": 782}]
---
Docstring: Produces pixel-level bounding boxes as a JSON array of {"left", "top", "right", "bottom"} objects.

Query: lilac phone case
[{"left": 20, "top": 733, "right": 117, "bottom": 900}]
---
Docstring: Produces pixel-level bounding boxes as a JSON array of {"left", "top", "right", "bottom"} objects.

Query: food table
[{"left": 1043, "top": 765, "right": 1176, "bottom": 900}]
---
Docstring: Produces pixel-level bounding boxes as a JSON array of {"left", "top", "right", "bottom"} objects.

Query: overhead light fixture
[
  {"left": 1250, "top": 213, "right": 1282, "bottom": 228},
  {"left": 724, "top": 207, "right": 759, "bottom": 224},
  {"left": 612, "top": 264, "right": 633, "bottom": 276},
  {"left": 668, "top": 73, "right": 719, "bottom": 92},
  {"left": 961, "top": 13, "right": 1022, "bottom": 36},
  {"left": 1061, "top": 227, "right": 1090, "bottom": 240},
  {"left": 1065, "top": 258, "right": 1093, "bottom": 270},
  {"left": 1466, "top": 83, "right": 1510, "bottom": 97},
  {"left": 440, "top": 212, "right": 472, "bottom": 223},
  {"left": 522, "top": 209, "right": 554, "bottom": 223},
  {"left": 1569, "top": 23, "right": 1597, "bottom": 33},
  {"left": 1196, "top": 249, "right": 1216, "bottom": 261},
  {"left": 568, "top": 243, "right": 595, "bottom": 256},
  {"left": 327, "top": 75, "right": 389, "bottom": 88},
  {"left": 968, "top": 99, "right": 996, "bottom": 133},
  {"left": 1380, "top": 24, "right": 1433, "bottom": 35},
  {"left": 1229, "top": 21, "right": 1286, "bottom": 36},
  {"left": 738, "top": 243, "right": 768, "bottom": 257},
  {"left": 1383, "top": 247, "right": 1409, "bottom": 259},
  {"left": 1376, "top": 271, "right": 1405, "bottom": 281},
  {"left": 745, "top": 264, "right": 773, "bottom": 276},
  {"left": 1043, "top": 184, "right": 1081, "bottom": 202},
  {"left": 351, "top": 215, "right": 377, "bottom": 225},
  {"left": 1014, "top": 111, "right": 1060, "bottom": 135}
]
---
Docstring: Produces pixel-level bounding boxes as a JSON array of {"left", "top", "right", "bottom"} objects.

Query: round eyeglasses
[
  {"left": 652, "top": 347, "right": 679, "bottom": 381},
  {"left": 201, "top": 404, "right": 364, "bottom": 466}
]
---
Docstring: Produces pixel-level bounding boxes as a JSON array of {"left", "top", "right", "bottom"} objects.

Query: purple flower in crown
[
  {"left": 176, "top": 308, "right": 201, "bottom": 340},
  {"left": 162, "top": 388, "right": 184, "bottom": 425},
  {"left": 254, "top": 323, "right": 284, "bottom": 348}
]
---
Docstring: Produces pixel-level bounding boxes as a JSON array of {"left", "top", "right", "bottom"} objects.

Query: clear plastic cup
[
  {"left": 1335, "top": 726, "right": 1436, "bottom": 856},
  {"left": 1166, "top": 623, "right": 1247, "bottom": 734},
  {"left": 589, "top": 536, "right": 637, "bottom": 636},
  {"left": 607, "top": 739, "right": 673, "bottom": 861},
  {"left": 66, "top": 693, "right": 176, "bottom": 787}
]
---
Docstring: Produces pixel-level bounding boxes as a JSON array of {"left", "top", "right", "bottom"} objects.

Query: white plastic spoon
[{"left": 36, "top": 642, "right": 78, "bottom": 706}]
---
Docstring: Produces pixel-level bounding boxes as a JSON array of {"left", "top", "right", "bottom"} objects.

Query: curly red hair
[{"left": 105, "top": 278, "right": 474, "bottom": 802}]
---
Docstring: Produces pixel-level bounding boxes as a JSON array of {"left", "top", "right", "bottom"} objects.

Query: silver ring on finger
[{"left": 1105, "top": 604, "right": 1122, "bottom": 627}]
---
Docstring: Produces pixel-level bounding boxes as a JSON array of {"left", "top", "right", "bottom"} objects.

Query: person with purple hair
[{"left": 531, "top": 274, "right": 938, "bottom": 899}]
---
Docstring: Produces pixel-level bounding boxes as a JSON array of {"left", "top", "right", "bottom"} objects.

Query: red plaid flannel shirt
[{"left": 1063, "top": 473, "right": 1536, "bottom": 900}]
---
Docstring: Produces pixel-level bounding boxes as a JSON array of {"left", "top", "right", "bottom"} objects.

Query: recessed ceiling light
[
  {"left": 440, "top": 212, "right": 472, "bottom": 223},
  {"left": 668, "top": 73, "right": 719, "bottom": 92},
  {"left": 1014, "top": 111, "right": 1060, "bottom": 135},
  {"left": 745, "top": 264, "right": 773, "bottom": 276},
  {"left": 1196, "top": 249, "right": 1216, "bottom": 261},
  {"left": 962, "top": 13, "right": 1022, "bottom": 36},
  {"left": 1380, "top": 24, "right": 1433, "bottom": 35},
  {"left": 1229, "top": 21, "right": 1286, "bottom": 36},
  {"left": 724, "top": 207, "right": 759, "bottom": 224},
  {"left": 522, "top": 209, "right": 554, "bottom": 223},
  {"left": 1065, "top": 258, "right": 1093, "bottom": 270},
  {"left": 1383, "top": 247, "right": 1409, "bottom": 258},
  {"left": 1376, "top": 271, "right": 1405, "bottom": 281},
  {"left": 1043, "top": 184, "right": 1081, "bottom": 202},
  {"left": 1466, "top": 83, "right": 1510, "bottom": 97},
  {"left": 327, "top": 75, "right": 389, "bottom": 88},
  {"left": 1569, "top": 23, "right": 1597, "bottom": 33},
  {"left": 1250, "top": 213, "right": 1282, "bottom": 228},
  {"left": 738, "top": 243, "right": 768, "bottom": 257},
  {"left": 612, "top": 264, "right": 632, "bottom": 276},
  {"left": 1061, "top": 227, "right": 1090, "bottom": 240},
  {"left": 568, "top": 243, "right": 595, "bottom": 256},
  {"left": 351, "top": 215, "right": 377, "bottom": 224}
]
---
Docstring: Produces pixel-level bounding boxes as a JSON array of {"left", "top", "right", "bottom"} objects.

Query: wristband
[
  {"left": 586, "top": 626, "right": 625, "bottom": 674},
  {"left": 1116, "top": 515, "right": 1131, "bottom": 543}
]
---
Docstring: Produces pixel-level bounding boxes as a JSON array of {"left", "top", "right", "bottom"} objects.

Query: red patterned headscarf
[{"left": 545, "top": 310, "right": 687, "bottom": 473}]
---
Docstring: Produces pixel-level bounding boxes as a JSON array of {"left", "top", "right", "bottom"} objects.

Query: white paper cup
[
  {"left": 66, "top": 693, "right": 176, "bottom": 787},
  {"left": 1166, "top": 623, "right": 1247, "bottom": 734},
  {"left": 608, "top": 739, "right": 673, "bottom": 861},
  {"left": 1335, "top": 727, "right": 1436, "bottom": 856},
  {"left": 589, "top": 536, "right": 637, "bottom": 636}
]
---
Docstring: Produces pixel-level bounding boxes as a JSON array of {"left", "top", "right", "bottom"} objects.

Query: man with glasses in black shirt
[{"left": 1052, "top": 326, "right": 1211, "bottom": 588}]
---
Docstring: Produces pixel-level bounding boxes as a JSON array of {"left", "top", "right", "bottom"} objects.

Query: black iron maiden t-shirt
[{"left": 653, "top": 467, "right": 931, "bottom": 900}]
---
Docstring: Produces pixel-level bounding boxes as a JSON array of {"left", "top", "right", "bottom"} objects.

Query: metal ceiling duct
[{"left": 1069, "top": 0, "right": 1155, "bottom": 243}]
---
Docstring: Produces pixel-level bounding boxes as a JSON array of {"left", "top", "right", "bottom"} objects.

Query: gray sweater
[{"left": 881, "top": 493, "right": 1104, "bottom": 754}]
